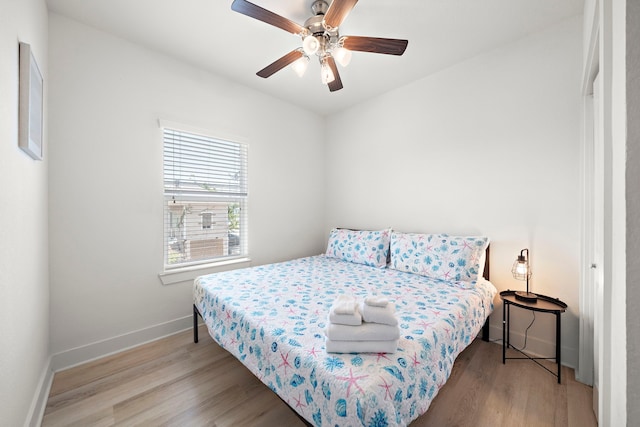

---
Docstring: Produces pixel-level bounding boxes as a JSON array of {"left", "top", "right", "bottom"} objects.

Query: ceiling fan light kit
[
  {"left": 302, "top": 35, "right": 321, "bottom": 55},
  {"left": 333, "top": 46, "right": 352, "bottom": 67},
  {"left": 230, "top": 0, "right": 408, "bottom": 92},
  {"left": 320, "top": 58, "right": 336, "bottom": 84},
  {"left": 291, "top": 54, "right": 310, "bottom": 77}
]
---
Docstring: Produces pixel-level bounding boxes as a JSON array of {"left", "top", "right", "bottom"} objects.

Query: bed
[{"left": 193, "top": 229, "right": 496, "bottom": 426}]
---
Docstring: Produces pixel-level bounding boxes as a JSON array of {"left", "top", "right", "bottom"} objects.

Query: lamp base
[{"left": 515, "top": 291, "right": 538, "bottom": 303}]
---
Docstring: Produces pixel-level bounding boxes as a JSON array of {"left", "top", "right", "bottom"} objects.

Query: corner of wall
[{"left": 24, "top": 357, "right": 54, "bottom": 427}]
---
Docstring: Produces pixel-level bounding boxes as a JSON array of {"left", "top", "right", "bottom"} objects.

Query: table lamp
[{"left": 512, "top": 248, "right": 537, "bottom": 302}]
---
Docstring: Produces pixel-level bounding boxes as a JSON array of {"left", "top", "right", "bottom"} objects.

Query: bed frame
[{"left": 481, "top": 244, "right": 491, "bottom": 340}]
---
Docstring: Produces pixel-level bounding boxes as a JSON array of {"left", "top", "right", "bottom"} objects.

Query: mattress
[{"left": 194, "top": 255, "right": 496, "bottom": 426}]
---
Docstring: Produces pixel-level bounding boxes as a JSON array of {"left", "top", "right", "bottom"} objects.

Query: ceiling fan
[{"left": 231, "top": 0, "right": 408, "bottom": 92}]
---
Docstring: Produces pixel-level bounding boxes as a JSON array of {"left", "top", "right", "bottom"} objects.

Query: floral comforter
[{"left": 194, "top": 255, "right": 496, "bottom": 426}]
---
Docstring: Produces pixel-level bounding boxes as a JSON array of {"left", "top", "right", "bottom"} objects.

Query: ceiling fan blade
[
  {"left": 323, "top": 0, "right": 359, "bottom": 30},
  {"left": 326, "top": 56, "right": 343, "bottom": 92},
  {"left": 256, "top": 50, "right": 303, "bottom": 78},
  {"left": 342, "top": 36, "right": 408, "bottom": 56},
  {"left": 231, "top": 0, "right": 307, "bottom": 35}
]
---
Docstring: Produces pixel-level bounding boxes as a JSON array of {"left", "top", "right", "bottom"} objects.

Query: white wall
[
  {"left": 325, "top": 17, "right": 583, "bottom": 367},
  {"left": 0, "top": 0, "right": 50, "bottom": 425},
  {"left": 47, "top": 13, "right": 326, "bottom": 362}
]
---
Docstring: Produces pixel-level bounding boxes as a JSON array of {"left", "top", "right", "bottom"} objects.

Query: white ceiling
[{"left": 46, "top": 0, "right": 584, "bottom": 116}]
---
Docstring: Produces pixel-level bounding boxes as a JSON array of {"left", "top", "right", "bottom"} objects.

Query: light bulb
[
  {"left": 321, "top": 62, "right": 335, "bottom": 84},
  {"left": 302, "top": 35, "right": 320, "bottom": 55},
  {"left": 515, "top": 262, "right": 528, "bottom": 275},
  {"left": 333, "top": 47, "right": 352, "bottom": 67},
  {"left": 291, "top": 55, "right": 309, "bottom": 77}
]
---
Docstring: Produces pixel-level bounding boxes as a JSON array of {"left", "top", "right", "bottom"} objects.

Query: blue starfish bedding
[{"left": 194, "top": 255, "right": 496, "bottom": 426}]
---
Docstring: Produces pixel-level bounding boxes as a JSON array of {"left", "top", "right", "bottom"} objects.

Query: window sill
[{"left": 158, "top": 257, "right": 252, "bottom": 285}]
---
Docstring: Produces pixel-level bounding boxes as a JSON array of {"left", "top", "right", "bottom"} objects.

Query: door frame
[
  {"left": 578, "top": 0, "right": 600, "bottom": 389},
  {"left": 579, "top": 0, "right": 623, "bottom": 424}
]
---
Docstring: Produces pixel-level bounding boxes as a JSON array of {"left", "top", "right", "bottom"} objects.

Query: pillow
[
  {"left": 389, "top": 232, "right": 489, "bottom": 282},
  {"left": 325, "top": 228, "right": 391, "bottom": 268}
]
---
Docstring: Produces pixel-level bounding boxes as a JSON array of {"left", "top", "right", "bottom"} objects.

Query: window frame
[{"left": 160, "top": 120, "right": 249, "bottom": 273}]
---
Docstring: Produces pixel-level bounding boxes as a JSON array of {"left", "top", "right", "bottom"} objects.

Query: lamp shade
[
  {"left": 302, "top": 35, "right": 320, "bottom": 55},
  {"left": 511, "top": 255, "right": 531, "bottom": 280},
  {"left": 291, "top": 55, "right": 309, "bottom": 77},
  {"left": 333, "top": 47, "right": 352, "bottom": 67}
]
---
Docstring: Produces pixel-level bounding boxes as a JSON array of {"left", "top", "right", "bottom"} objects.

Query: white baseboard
[
  {"left": 488, "top": 323, "right": 578, "bottom": 370},
  {"left": 25, "top": 356, "right": 54, "bottom": 427},
  {"left": 28, "top": 315, "right": 202, "bottom": 426},
  {"left": 51, "top": 315, "right": 197, "bottom": 372}
]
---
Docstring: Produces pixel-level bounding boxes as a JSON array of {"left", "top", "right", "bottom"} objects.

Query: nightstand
[{"left": 500, "top": 290, "right": 567, "bottom": 383}]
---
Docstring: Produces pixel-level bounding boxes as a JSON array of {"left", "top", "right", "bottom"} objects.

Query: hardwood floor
[{"left": 42, "top": 326, "right": 596, "bottom": 427}]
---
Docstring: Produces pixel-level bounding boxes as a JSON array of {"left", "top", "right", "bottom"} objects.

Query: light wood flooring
[{"left": 42, "top": 325, "right": 597, "bottom": 427}]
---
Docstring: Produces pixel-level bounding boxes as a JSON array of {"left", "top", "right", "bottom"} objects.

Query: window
[
  {"left": 163, "top": 127, "right": 248, "bottom": 268},
  {"left": 201, "top": 212, "right": 212, "bottom": 229}
]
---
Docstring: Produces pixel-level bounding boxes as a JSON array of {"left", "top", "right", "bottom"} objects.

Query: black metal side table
[{"left": 500, "top": 290, "right": 567, "bottom": 383}]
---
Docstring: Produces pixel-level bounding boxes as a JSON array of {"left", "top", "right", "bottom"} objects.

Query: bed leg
[
  {"left": 482, "top": 318, "right": 490, "bottom": 342},
  {"left": 193, "top": 304, "right": 199, "bottom": 343}
]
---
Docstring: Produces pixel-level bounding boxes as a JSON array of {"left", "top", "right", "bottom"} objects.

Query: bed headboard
[{"left": 483, "top": 245, "right": 490, "bottom": 281}]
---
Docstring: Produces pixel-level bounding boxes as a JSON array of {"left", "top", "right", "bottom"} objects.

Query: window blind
[{"left": 163, "top": 128, "right": 248, "bottom": 268}]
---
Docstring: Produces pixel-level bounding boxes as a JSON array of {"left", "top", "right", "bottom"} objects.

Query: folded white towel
[
  {"left": 328, "top": 311, "right": 362, "bottom": 326},
  {"left": 325, "top": 322, "right": 399, "bottom": 341},
  {"left": 325, "top": 339, "right": 398, "bottom": 354},
  {"left": 359, "top": 301, "right": 398, "bottom": 326},
  {"left": 331, "top": 295, "right": 358, "bottom": 315},
  {"left": 365, "top": 296, "right": 389, "bottom": 307}
]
